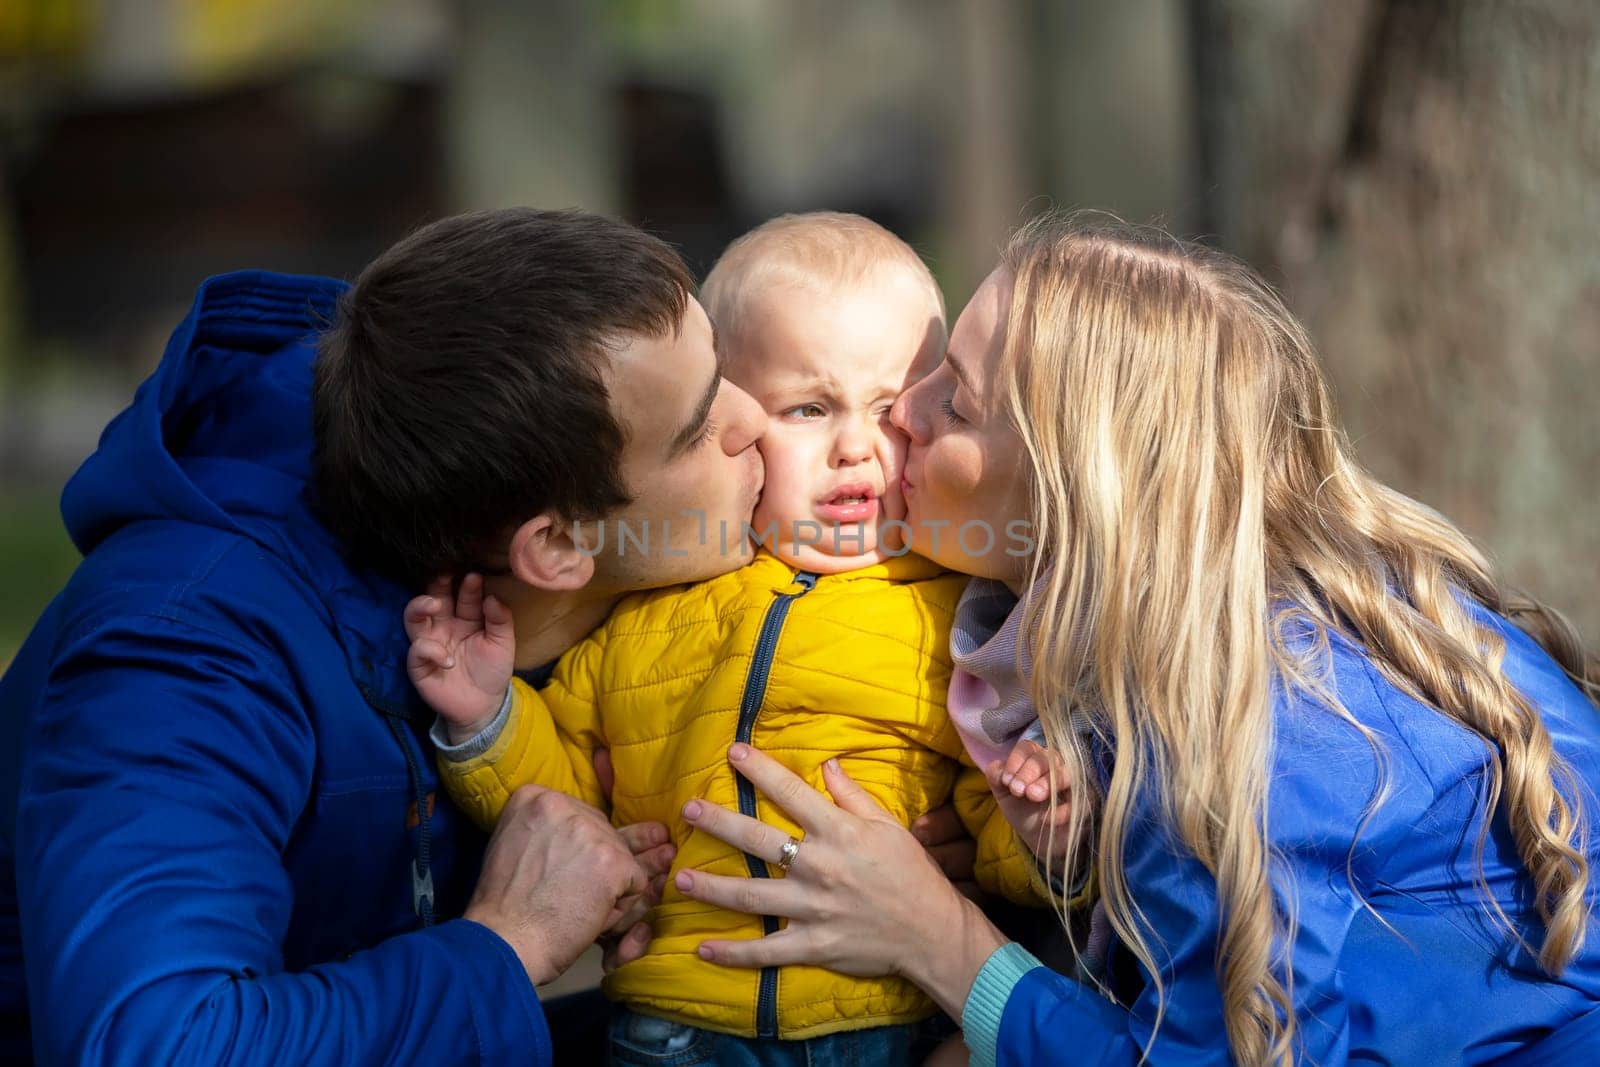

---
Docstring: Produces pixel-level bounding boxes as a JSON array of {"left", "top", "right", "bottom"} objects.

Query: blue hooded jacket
[
  {"left": 960, "top": 612, "right": 1600, "bottom": 1065},
  {"left": 0, "top": 272, "right": 550, "bottom": 1064}
]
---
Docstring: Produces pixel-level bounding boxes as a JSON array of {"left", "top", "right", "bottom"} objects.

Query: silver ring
[{"left": 775, "top": 836, "right": 801, "bottom": 872}]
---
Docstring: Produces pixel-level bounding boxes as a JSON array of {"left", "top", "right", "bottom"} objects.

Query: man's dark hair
[{"left": 312, "top": 207, "right": 694, "bottom": 584}]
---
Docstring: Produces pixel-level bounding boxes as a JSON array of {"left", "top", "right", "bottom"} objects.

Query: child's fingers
[
  {"left": 1001, "top": 739, "right": 1048, "bottom": 790},
  {"left": 456, "top": 573, "right": 485, "bottom": 622},
  {"left": 1028, "top": 769, "right": 1075, "bottom": 806},
  {"left": 983, "top": 758, "right": 1009, "bottom": 794},
  {"left": 407, "top": 638, "right": 455, "bottom": 676},
  {"left": 402, "top": 596, "right": 442, "bottom": 640},
  {"left": 482, "top": 593, "right": 515, "bottom": 649},
  {"left": 1025, "top": 750, "right": 1074, "bottom": 803},
  {"left": 1016, "top": 750, "right": 1057, "bottom": 798},
  {"left": 1001, "top": 740, "right": 1038, "bottom": 781},
  {"left": 1004, "top": 741, "right": 1047, "bottom": 797},
  {"left": 1015, "top": 752, "right": 1050, "bottom": 786}
]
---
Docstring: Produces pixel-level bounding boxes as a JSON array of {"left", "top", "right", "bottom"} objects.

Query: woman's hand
[{"left": 673, "top": 743, "right": 1009, "bottom": 1019}]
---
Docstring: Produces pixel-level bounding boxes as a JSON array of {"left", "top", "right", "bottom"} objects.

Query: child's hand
[
  {"left": 985, "top": 738, "right": 1075, "bottom": 872},
  {"left": 404, "top": 573, "right": 515, "bottom": 743}
]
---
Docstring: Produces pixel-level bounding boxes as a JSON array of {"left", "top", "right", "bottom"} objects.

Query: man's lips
[{"left": 744, "top": 451, "right": 765, "bottom": 508}]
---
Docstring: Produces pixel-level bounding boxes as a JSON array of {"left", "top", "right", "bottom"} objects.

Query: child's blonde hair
[
  {"left": 700, "top": 211, "right": 944, "bottom": 344},
  {"left": 1003, "top": 212, "right": 1598, "bottom": 1066}
]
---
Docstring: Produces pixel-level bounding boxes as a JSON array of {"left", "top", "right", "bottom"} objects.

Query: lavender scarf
[{"left": 947, "top": 574, "right": 1111, "bottom": 975}]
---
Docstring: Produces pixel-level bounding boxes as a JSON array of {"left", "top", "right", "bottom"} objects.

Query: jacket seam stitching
[{"left": 56, "top": 605, "right": 300, "bottom": 692}]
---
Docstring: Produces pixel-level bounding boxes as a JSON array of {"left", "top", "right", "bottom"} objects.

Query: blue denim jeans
[{"left": 606, "top": 1006, "right": 955, "bottom": 1066}]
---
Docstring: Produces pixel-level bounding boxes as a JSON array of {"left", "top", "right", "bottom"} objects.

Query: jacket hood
[
  {"left": 64, "top": 271, "right": 342, "bottom": 556},
  {"left": 60, "top": 270, "right": 423, "bottom": 717}
]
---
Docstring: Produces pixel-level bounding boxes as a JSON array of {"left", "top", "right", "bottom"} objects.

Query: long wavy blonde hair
[{"left": 1002, "top": 212, "right": 1599, "bottom": 1065}]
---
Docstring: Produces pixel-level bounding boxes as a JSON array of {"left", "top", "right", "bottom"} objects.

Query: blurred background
[{"left": 0, "top": 0, "right": 1596, "bottom": 663}]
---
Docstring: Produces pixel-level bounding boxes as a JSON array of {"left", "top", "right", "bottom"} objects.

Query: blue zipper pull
[{"left": 794, "top": 571, "right": 818, "bottom": 592}]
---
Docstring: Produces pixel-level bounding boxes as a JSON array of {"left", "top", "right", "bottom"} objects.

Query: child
[{"left": 406, "top": 213, "right": 1049, "bottom": 1060}]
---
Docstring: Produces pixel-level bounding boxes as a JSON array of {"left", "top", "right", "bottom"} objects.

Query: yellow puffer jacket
[{"left": 438, "top": 551, "right": 1041, "bottom": 1039}]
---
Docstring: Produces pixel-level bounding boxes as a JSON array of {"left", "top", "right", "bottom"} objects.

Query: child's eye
[
  {"left": 692, "top": 418, "right": 718, "bottom": 448},
  {"left": 781, "top": 403, "right": 826, "bottom": 420},
  {"left": 939, "top": 398, "right": 965, "bottom": 427}
]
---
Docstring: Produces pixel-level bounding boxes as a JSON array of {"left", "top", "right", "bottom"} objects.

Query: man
[{"left": 0, "top": 209, "right": 770, "bottom": 1064}]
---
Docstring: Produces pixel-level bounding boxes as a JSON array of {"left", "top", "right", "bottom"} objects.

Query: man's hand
[
  {"left": 464, "top": 785, "right": 651, "bottom": 985},
  {"left": 910, "top": 803, "right": 980, "bottom": 901},
  {"left": 404, "top": 573, "right": 515, "bottom": 744}
]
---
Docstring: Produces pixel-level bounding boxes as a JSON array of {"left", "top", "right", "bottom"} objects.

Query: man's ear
[{"left": 507, "top": 514, "right": 597, "bottom": 592}]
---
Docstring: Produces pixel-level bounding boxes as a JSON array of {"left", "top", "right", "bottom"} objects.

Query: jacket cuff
[
  {"left": 961, "top": 942, "right": 1044, "bottom": 1067},
  {"left": 430, "top": 687, "right": 513, "bottom": 762},
  {"left": 1034, "top": 853, "right": 1095, "bottom": 909},
  {"left": 422, "top": 919, "right": 550, "bottom": 1063}
]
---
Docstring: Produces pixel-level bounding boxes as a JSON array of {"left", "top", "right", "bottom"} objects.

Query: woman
[{"left": 669, "top": 214, "right": 1600, "bottom": 1064}]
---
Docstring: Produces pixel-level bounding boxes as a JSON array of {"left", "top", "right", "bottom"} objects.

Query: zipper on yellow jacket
[{"left": 733, "top": 568, "right": 817, "bottom": 1039}]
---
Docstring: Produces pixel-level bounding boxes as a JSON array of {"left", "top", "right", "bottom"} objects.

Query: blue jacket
[
  {"left": 0, "top": 272, "right": 550, "bottom": 1064},
  {"left": 964, "top": 610, "right": 1600, "bottom": 1065}
]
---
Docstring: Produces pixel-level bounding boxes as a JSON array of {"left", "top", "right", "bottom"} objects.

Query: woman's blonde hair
[{"left": 1002, "top": 212, "right": 1599, "bottom": 1065}]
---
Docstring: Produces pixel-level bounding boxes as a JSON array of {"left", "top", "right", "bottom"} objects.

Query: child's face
[{"left": 726, "top": 269, "right": 945, "bottom": 573}]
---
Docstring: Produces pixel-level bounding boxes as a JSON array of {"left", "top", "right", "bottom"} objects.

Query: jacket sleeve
[
  {"left": 962, "top": 814, "right": 1358, "bottom": 1066},
  {"left": 952, "top": 760, "right": 1050, "bottom": 906},
  {"left": 435, "top": 630, "right": 608, "bottom": 830},
  {"left": 15, "top": 613, "right": 549, "bottom": 1067}
]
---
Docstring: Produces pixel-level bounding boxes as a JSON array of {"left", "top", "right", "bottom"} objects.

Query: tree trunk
[
  {"left": 444, "top": 0, "right": 619, "bottom": 214},
  {"left": 1203, "top": 0, "right": 1600, "bottom": 638}
]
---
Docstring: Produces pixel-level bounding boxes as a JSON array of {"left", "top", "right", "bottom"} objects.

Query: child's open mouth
[{"left": 816, "top": 483, "right": 879, "bottom": 524}]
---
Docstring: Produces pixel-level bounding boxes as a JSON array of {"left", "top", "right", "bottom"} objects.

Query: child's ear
[{"left": 507, "top": 514, "right": 596, "bottom": 593}]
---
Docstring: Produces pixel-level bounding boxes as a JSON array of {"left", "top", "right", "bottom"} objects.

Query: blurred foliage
[
  {"left": 603, "top": 0, "right": 692, "bottom": 39},
  {"left": 0, "top": 0, "right": 92, "bottom": 60},
  {"left": 174, "top": 0, "right": 380, "bottom": 90},
  {"left": 0, "top": 0, "right": 1594, "bottom": 648}
]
